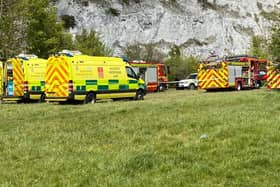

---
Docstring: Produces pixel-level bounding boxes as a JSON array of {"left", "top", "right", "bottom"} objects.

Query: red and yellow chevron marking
[
  {"left": 198, "top": 63, "right": 228, "bottom": 89},
  {"left": 13, "top": 59, "right": 24, "bottom": 96},
  {"left": 46, "top": 57, "right": 70, "bottom": 97},
  {"left": 267, "top": 66, "right": 280, "bottom": 89}
]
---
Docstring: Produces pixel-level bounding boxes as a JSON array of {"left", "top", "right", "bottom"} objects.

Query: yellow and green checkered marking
[
  {"left": 29, "top": 81, "right": 45, "bottom": 92},
  {"left": 74, "top": 79, "right": 139, "bottom": 92}
]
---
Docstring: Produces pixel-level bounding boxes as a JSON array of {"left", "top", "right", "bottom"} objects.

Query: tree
[
  {"left": 168, "top": 45, "right": 181, "bottom": 57},
  {"left": 25, "top": 0, "right": 73, "bottom": 58},
  {"left": 75, "top": 28, "right": 112, "bottom": 56},
  {"left": 249, "top": 36, "right": 268, "bottom": 59},
  {"left": 0, "top": 0, "right": 26, "bottom": 58},
  {"left": 165, "top": 45, "right": 198, "bottom": 80},
  {"left": 124, "top": 43, "right": 142, "bottom": 61},
  {"left": 60, "top": 14, "right": 76, "bottom": 29},
  {"left": 123, "top": 42, "right": 166, "bottom": 62},
  {"left": 142, "top": 43, "right": 166, "bottom": 62},
  {"left": 270, "top": 26, "right": 280, "bottom": 62}
]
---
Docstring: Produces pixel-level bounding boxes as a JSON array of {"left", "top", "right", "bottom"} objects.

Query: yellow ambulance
[
  {"left": 2, "top": 55, "right": 47, "bottom": 102},
  {"left": 45, "top": 51, "right": 146, "bottom": 103}
]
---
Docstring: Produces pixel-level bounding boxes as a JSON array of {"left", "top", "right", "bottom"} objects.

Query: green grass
[{"left": 1, "top": 89, "right": 280, "bottom": 186}]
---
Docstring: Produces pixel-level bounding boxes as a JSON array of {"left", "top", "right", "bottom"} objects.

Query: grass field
[{"left": 1, "top": 89, "right": 280, "bottom": 186}]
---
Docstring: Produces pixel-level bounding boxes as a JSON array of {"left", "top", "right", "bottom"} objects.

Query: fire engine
[
  {"left": 198, "top": 55, "right": 268, "bottom": 91},
  {"left": 267, "top": 62, "right": 280, "bottom": 89},
  {"left": 129, "top": 61, "right": 168, "bottom": 92}
]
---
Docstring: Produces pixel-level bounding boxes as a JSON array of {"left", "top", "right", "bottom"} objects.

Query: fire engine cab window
[
  {"left": 126, "top": 67, "right": 137, "bottom": 78},
  {"left": 161, "top": 66, "right": 167, "bottom": 76}
]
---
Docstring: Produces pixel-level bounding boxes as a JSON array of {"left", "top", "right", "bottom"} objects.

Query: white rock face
[{"left": 55, "top": 0, "right": 279, "bottom": 58}]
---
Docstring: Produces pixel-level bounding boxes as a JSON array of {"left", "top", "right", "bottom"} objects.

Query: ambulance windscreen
[
  {"left": 60, "top": 50, "right": 82, "bottom": 57},
  {"left": 17, "top": 54, "right": 38, "bottom": 60}
]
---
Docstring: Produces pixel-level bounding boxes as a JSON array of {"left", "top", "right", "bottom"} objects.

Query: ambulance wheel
[
  {"left": 39, "top": 93, "right": 46, "bottom": 103},
  {"left": 135, "top": 90, "right": 144, "bottom": 100},
  {"left": 84, "top": 92, "right": 96, "bottom": 104},
  {"left": 112, "top": 98, "right": 122, "bottom": 101}
]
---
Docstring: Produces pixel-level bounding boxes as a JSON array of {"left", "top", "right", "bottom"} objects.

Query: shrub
[
  {"left": 60, "top": 15, "right": 76, "bottom": 29},
  {"left": 106, "top": 8, "right": 120, "bottom": 16},
  {"left": 165, "top": 45, "right": 199, "bottom": 80},
  {"left": 260, "top": 11, "right": 280, "bottom": 22},
  {"left": 123, "top": 42, "right": 166, "bottom": 62},
  {"left": 249, "top": 36, "right": 269, "bottom": 59},
  {"left": 75, "top": 28, "right": 112, "bottom": 56}
]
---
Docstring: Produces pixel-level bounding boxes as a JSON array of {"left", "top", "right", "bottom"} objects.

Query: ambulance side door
[{"left": 125, "top": 66, "right": 139, "bottom": 91}]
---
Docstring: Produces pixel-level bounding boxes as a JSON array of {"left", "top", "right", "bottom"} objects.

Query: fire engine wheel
[
  {"left": 255, "top": 80, "right": 262, "bottom": 89},
  {"left": 135, "top": 90, "right": 144, "bottom": 100},
  {"left": 158, "top": 84, "right": 164, "bottom": 92},
  {"left": 84, "top": 92, "right": 96, "bottom": 104},
  {"left": 236, "top": 82, "right": 242, "bottom": 91}
]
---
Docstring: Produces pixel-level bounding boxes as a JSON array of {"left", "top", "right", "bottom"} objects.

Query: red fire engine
[
  {"left": 198, "top": 55, "right": 268, "bottom": 90},
  {"left": 130, "top": 61, "right": 168, "bottom": 92}
]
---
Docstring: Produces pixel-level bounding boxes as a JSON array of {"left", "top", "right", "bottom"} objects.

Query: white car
[{"left": 176, "top": 73, "right": 198, "bottom": 90}]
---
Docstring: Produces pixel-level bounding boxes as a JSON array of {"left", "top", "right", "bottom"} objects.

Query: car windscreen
[{"left": 187, "top": 74, "right": 197, "bottom": 79}]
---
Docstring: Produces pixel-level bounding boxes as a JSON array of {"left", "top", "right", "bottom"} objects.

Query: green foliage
[
  {"left": 257, "top": 2, "right": 263, "bottom": 10},
  {"left": 249, "top": 12, "right": 280, "bottom": 61},
  {"left": 249, "top": 36, "right": 268, "bottom": 59},
  {"left": 197, "top": 0, "right": 217, "bottom": 10},
  {"left": 165, "top": 45, "right": 198, "bottom": 80},
  {"left": 0, "top": 0, "right": 26, "bottom": 58},
  {"left": 87, "top": 0, "right": 141, "bottom": 5},
  {"left": 160, "top": 0, "right": 180, "bottom": 9},
  {"left": 106, "top": 8, "right": 120, "bottom": 16},
  {"left": 119, "top": 0, "right": 142, "bottom": 5},
  {"left": 120, "top": 0, "right": 130, "bottom": 4},
  {"left": 168, "top": 45, "right": 181, "bottom": 57},
  {"left": 60, "top": 15, "right": 76, "bottom": 29},
  {"left": 0, "top": 0, "right": 112, "bottom": 58},
  {"left": 75, "top": 29, "right": 112, "bottom": 56},
  {"left": 0, "top": 0, "right": 73, "bottom": 59},
  {"left": 270, "top": 26, "right": 280, "bottom": 62},
  {"left": 124, "top": 43, "right": 142, "bottom": 61},
  {"left": 25, "top": 0, "right": 73, "bottom": 58},
  {"left": 260, "top": 11, "right": 280, "bottom": 22},
  {"left": 124, "top": 42, "right": 166, "bottom": 62},
  {"left": 1, "top": 89, "right": 280, "bottom": 185}
]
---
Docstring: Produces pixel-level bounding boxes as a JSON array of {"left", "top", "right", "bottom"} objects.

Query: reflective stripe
[
  {"left": 267, "top": 66, "right": 280, "bottom": 89},
  {"left": 198, "top": 63, "right": 228, "bottom": 89},
  {"left": 46, "top": 57, "right": 70, "bottom": 97}
]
